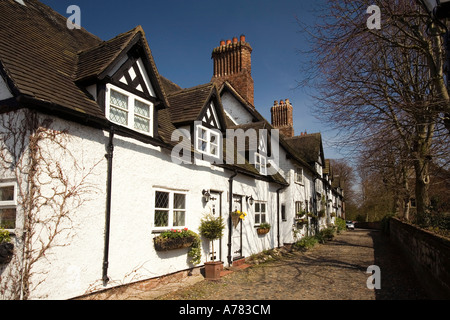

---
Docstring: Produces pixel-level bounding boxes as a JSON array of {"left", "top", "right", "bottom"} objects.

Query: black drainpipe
[
  {"left": 276, "top": 185, "right": 287, "bottom": 248},
  {"left": 227, "top": 169, "right": 238, "bottom": 267},
  {"left": 103, "top": 127, "right": 114, "bottom": 285}
]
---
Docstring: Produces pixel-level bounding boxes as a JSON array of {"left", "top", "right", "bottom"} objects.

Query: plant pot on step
[{"left": 204, "top": 261, "right": 223, "bottom": 280}]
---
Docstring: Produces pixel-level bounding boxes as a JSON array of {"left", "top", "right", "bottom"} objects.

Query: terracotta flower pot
[
  {"left": 257, "top": 228, "right": 270, "bottom": 235},
  {"left": 204, "top": 261, "right": 223, "bottom": 280}
]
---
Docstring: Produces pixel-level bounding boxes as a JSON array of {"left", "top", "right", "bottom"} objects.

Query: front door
[
  {"left": 206, "top": 191, "right": 222, "bottom": 261},
  {"left": 232, "top": 194, "right": 243, "bottom": 260}
]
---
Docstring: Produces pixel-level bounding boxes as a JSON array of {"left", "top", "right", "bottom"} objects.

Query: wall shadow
[{"left": 369, "top": 229, "right": 430, "bottom": 300}]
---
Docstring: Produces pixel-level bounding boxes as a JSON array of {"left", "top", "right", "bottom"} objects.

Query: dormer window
[
  {"left": 106, "top": 84, "right": 153, "bottom": 135},
  {"left": 255, "top": 152, "right": 267, "bottom": 176},
  {"left": 195, "top": 124, "right": 221, "bottom": 158}
]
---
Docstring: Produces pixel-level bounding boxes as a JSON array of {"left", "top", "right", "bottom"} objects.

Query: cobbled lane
[{"left": 155, "top": 229, "right": 428, "bottom": 300}]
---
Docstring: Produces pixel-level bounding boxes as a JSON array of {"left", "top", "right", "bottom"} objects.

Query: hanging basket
[
  {"left": 257, "top": 228, "right": 270, "bottom": 235},
  {"left": 154, "top": 236, "right": 196, "bottom": 252},
  {"left": 231, "top": 212, "right": 241, "bottom": 228}
]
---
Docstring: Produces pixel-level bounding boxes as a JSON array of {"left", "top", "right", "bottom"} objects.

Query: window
[
  {"left": 254, "top": 201, "right": 266, "bottom": 225},
  {"left": 295, "top": 201, "right": 303, "bottom": 215},
  {"left": 294, "top": 167, "right": 303, "bottom": 184},
  {"left": 106, "top": 84, "right": 153, "bottom": 135},
  {"left": 195, "top": 125, "right": 221, "bottom": 158},
  {"left": 255, "top": 153, "right": 267, "bottom": 176},
  {"left": 281, "top": 204, "right": 286, "bottom": 221},
  {"left": 154, "top": 190, "right": 187, "bottom": 228},
  {"left": 0, "top": 182, "right": 17, "bottom": 230}
]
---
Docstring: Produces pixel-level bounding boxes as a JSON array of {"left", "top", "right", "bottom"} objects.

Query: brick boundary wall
[{"left": 389, "top": 218, "right": 450, "bottom": 299}]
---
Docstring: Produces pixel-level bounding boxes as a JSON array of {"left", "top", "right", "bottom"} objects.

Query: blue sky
[{"left": 41, "top": 0, "right": 343, "bottom": 159}]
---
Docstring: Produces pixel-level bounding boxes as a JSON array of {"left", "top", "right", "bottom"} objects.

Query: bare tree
[{"left": 300, "top": 0, "right": 449, "bottom": 222}]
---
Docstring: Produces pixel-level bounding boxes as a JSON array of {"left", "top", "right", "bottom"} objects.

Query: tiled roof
[
  {"left": 0, "top": 0, "right": 291, "bottom": 186},
  {"left": 0, "top": 0, "right": 105, "bottom": 118},
  {"left": 75, "top": 27, "right": 140, "bottom": 82},
  {"left": 284, "top": 133, "right": 323, "bottom": 165},
  {"left": 167, "top": 83, "right": 215, "bottom": 125}
]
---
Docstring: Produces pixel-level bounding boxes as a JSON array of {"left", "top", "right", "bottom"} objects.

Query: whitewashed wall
[{"left": 0, "top": 112, "right": 290, "bottom": 299}]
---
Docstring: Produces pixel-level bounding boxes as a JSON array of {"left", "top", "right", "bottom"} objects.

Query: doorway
[
  {"left": 232, "top": 194, "right": 243, "bottom": 260},
  {"left": 205, "top": 190, "right": 222, "bottom": 261}
]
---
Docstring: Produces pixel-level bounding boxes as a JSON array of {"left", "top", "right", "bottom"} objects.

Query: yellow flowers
[{"left": 234, "top": 210, "right": 247, "bottom": 220}]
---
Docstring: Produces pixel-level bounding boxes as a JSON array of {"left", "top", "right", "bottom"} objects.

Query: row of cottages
[{"left": 0, "top": 0, "right": 344, "bottom": 299}]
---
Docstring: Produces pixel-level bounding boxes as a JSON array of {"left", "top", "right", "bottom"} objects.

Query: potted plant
[
  {"left": 199, "top": 214, "right": 225, "bottom": 280},
  {"left": 296, "top": 209, "right": 306, "bottom": 218},
  {"left": 257, "top": 222, "right": 271, "bottom": 235},
  {"left": 318, "top": 209, "right": 326, "bottom": 218},
  {"left": 296, "top": 218, "right": 308, "bottom": 228},
  {"left": 0, "top": 227, "right": 13, "bottom": 265}
]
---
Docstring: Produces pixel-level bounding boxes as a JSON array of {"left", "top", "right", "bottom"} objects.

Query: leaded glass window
[
  {"left": 109, "top": 89, "right": 128, "bottom": 125},
  {"left": 173, "top": 193, "right": 186, "bottom": 227},
  {"left": 106, "top": 84, "right": 153, "bottom": 136},
  {"left": 153, "top": 190, "right": 187, "bottom": 229},
  {"left": 134, "top": 100, "right": 151, "bottom": 132}
]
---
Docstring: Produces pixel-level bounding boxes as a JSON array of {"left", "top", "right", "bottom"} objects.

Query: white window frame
[
  {"left": 105, "top": 84, "right": 154, "bottom": 136},
  {"left": 254, "top": 201, "right": 267, "bottom": 226},
  {"left": 294, "top": 167, "right": 304, "bottom": 185},
  {"left": 153, "top": 188, "right": 188, "bottom": 230},
  {"left": 195, "top": 124, "right": 221, "bottom": 158},
  {"left": 0, "top": 181, "right": 17, "bottom": 230},
  {"left": 255, "top": 152, "right": 267, "bottom": 176}
]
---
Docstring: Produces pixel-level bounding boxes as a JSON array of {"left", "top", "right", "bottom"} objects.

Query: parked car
[{"left": 346, "top": 220, "right": 355, "bottom": 230}]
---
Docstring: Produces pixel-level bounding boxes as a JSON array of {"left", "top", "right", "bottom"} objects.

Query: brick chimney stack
[
  {"left": 271, "top": 99, "right": 294, "bottom": 138},
  {"left": 211, "top": 34, "right": 254, "bottom": 106}
]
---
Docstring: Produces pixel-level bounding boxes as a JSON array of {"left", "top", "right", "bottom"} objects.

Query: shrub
[
  {"left": 335, "top": 218, "right": 346, "bottom": 233},
  {"left": 294, "top": 236, "right": 318, "bottom": 251},
  {"left": 317, "top": 227, "right": 336, "bottom": 243},
  {"left": 0, "top": 228, "right": 11, "bottom": 244}
]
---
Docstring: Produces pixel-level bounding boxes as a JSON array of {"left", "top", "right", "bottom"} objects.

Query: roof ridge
[
  {"left": 167, "top": 82, "right": 214, "bottom": 96},
  {"left": 76, "top": 25, "right": 141, "bottom": 56}
]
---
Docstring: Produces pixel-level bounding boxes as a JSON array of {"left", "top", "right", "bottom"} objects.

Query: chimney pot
[
  {"left": 240, "top": 34, "right": 246, "bottom": 42},
  {"left": 226, "top": 39, "right": 232, "bottom": 45},
  {"left": 233, "top": 37, "right": 238, "bottom": 43},
  {"left": 220, "top": 40, "right": 226, "bottom": 46}
]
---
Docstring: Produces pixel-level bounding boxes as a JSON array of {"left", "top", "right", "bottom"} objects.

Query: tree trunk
[{"left": 414, "top": 159, "right": 430, "bottom": 226}]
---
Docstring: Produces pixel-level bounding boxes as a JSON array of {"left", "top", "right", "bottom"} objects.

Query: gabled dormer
[
  {"left": 167, "top": 83, "right": 227, "bottom": 160},
  {"left": 75, "top": 26, "right": 169, "bottom": 138}
]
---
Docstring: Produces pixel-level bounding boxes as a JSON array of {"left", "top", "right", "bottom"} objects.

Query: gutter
[
  {"left": 102, "top": 127, "right": 114, "bottom": 285},
  {"left": 227, "top": 169, "right": 238, "bottom": 267}
]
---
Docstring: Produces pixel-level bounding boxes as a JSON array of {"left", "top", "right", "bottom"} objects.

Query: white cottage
[{"left": 0, "top": 0, "right": 343, "bottom": 300}]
